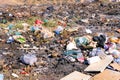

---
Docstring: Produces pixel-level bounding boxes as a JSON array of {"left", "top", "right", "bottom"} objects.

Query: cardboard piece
[
  {"left": 110, "top": 63, "right": 120, "bottom": 71},
  {"left": 60, "top": 71, "right": 91, "bottom": 80},
  {"left": 91, "top": 69, "right": 120, "bottom": 80},
  {"left": 116, "top": 29, "right": 120, "bottom": 33},
  {"left": 84, "top": 55, "right": 113, "bottom": 72}
]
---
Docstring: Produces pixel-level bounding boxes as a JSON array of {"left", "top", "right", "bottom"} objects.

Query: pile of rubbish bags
[
  {"left": 0, "top": 17, "right": 120, "bottom": 66},
  {"left": 64, "top": 33, "right": 120, "bottom": 64}
]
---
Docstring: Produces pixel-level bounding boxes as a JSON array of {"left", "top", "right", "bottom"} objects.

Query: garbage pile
[{"left": 0, "top": 1, "right": 120, "bottom": 80}]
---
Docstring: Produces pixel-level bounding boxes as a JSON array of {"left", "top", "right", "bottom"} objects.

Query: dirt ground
[{"left": 0, "top": 1, "right": 120, "bottom": 80}]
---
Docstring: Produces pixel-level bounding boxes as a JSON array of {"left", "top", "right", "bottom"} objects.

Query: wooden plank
[
  {"left": 91, "top": 69, "right": 120, "bottom": 80},
  {"left": 84, "top": 55, "right": 113, "bottom": 72},
  {"left": 110, "top": 63, "right": 120, "bottom": 71},
  {"left": 60, "top": 71, "right": 91, "bottom": 80}
]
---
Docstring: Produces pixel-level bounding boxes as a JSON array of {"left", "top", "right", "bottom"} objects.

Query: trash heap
[{"left": 0, "top": 1, "right": 120, "bottom": 80}]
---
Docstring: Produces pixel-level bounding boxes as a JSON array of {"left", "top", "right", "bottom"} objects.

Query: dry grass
[
  {"left": 0, "top": 0, "right": 114, "bottom": 6},
  {"left": 0, "top": 0, "right": 77, "bottom": 5},
  {"left": 0, "top": 0, "right": 23, "bottom": 5}
]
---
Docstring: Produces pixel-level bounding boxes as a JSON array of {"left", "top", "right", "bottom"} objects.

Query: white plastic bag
[
  {"left": 20, "top": 54, "right": 37, "bottom": 65},
  {"left": 87, "top": 56, "right": 101, "bottom": 65},
  {"left": 66, "top": 42, "right": 77, "bottom": 50}
]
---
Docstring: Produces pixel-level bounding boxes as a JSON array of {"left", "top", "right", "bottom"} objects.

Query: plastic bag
[
  {"left": 8, "top": 24, "right": 14, "bottom": 30},
  {"left": 64, "top": 49, "right": 82, "bottom": 59},
  {"left": 66, "top": 42, "right": 77, "bottom": 50},
  {"left": 6, "top": 36, "right": 14, "bottom": 43},
  {"left": 87, "top": 56, "right": 101, "bottom": 64},
  {"left": 20, "top": 54, "right": 37, "bottom": 65},
  {"left": 114, "top": 57, "right": 120, "bottom": 64},
  {"left": 109, "top": 49, "right": 120, "bottom": 58},
  {"left": 75, "top": 37, "right": 89, "bottom": 46},
  {"left": 13, "top": 35, "right": 26, "bottom": 43},
  {"left": 89, "top": 47, "right": 104, "bottom": 57},
  {"left": 77, "top": 52, "right": 84, "bottom": 63},
  {"left": 54, "top": 26, "right": 64, "bottom": 35}
]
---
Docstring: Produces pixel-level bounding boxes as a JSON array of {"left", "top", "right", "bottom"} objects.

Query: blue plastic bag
[{"left": 64, "top": 49, "right": 82, "bottom": 58}]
